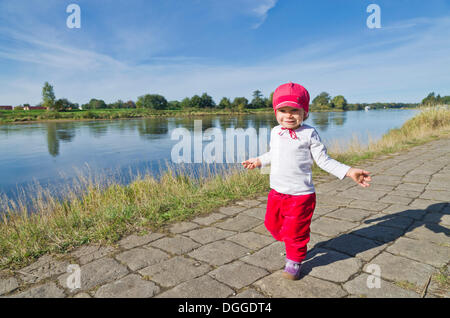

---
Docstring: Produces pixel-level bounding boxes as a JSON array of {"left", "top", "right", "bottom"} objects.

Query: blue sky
[{"left": 0, "top": 0, "right": 449, "bottom": 106}]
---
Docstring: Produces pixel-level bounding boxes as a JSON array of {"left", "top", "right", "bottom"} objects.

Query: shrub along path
[{"left": 1, "top": 137, "right": 449, "bottom": 298}]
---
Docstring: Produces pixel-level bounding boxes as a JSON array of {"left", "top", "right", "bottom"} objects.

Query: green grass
[
  {"left": 0, "top": 107, "right": 273, "bottom": 124},
  {"left": 432, "top": 265, "right": 449, "bottom": 287},
  {"left": 0, "top": 106, "right": 449, "bottom": 270}
]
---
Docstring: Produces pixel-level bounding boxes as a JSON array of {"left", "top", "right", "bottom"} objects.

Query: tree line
[
  {"left": 15, "top": 83, "right": 447, "bottom": 113},
  {"left": 421, "top": 92, "right": 450, "bottom": 106},
  {"left": 30, "top": 82, "right": 274, "bottom": 112},
  {"left": 310, "top": 92, "right": 420, "bottom": 111}
]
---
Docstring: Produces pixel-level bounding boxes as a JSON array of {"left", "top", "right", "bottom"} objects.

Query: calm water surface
[{"left": 0, "top": 109, "right": 420, "bottom": 200}]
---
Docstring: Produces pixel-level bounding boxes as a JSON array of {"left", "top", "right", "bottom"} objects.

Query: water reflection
[
  {"left": 137, "top": 118, "right": 169, "bottom": 140},
  {"left": 311, "top": 111, "right": 347, "bottom": 131},
  {"left": 88, "top": 122, "right": 109, "bottom": 138},
  {"left": 46, "top": 123, "right": 76, "bottom": 157}
]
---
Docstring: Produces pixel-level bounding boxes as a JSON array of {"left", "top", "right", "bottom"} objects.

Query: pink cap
[{"left": 273, "top": 82, "right": 310, "bottom": 114}]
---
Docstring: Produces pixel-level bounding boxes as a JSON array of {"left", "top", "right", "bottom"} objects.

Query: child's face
[{"left": 276, "top": 107, "right": 305, "bottom": 130}]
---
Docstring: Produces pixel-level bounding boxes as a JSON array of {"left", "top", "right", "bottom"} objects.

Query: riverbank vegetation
[
  {"left": 4, "top": 82, "right": 445, "bottom": 124},
  {"left": 310, "top": 91, "right": 420, "bottom": 112},
  {"left": 0, "top": 106, "right": 449, "bottom": 270}
]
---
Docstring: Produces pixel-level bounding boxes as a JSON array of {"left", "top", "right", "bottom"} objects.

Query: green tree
[
  {"left": 266, "top": 92, "right": 274, "bottom": 108},
  {"left": 218, "top": 97, "right": 232, "bottom": 109},
  {"left": 199, "top": 93, "right": 216, "bottom": 108},
  {"left": 232, "top": 97, "right": 248, "bottom": 111},
  {"left": 190, "top": 95, "right": 202, "bottom": 108},
  {"left": 86, "top": 98, "right": 107, "bottom": 109},
  {"left": 136, "top": 94, "right": 168, "bottom": 110},
  {"left": 48, "top": 97, "right": 76, "bottom": 112},
  {"left": 42, "top": 82, "right": 56, "bottom": 110},
  {"left": 331, "top": 95, "right": 348, "bottom": 110},
  {"left": 180, "top": 97, "right": 192, "bottom": 109},
  {"left": 109, "top": 99, "right": 124, "bottom": 109},
  {"left": 168, "top": 100, "right": 181, "bottom": 110},
  {"left": 250, "top": 90, "right": 266, "bottom": 109},
  {"left": 312, "top": 92, "right": 331, "bottom": 109},
  {"left": 421, "top": 92, "right": 437, "bottom": 106}
]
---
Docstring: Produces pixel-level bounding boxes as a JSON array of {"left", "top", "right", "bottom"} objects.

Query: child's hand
[
  {"left": 346, "top": 168, "right": 371, "bottom": 188},
  {"left": 241, "top": 158, "right": 262, "bottom": 170}
]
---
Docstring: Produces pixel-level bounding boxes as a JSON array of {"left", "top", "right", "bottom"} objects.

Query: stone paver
[
  {"left": 310, "top": 217, "right": 359, "bottom": 237},
  {"left": 169, "top": 222, "right": 199, "bottom": 234},
  {"left": 138, "top": 256, "right": 211, "bottom": 288},
  {"left": 156, "top": 275, "right": 234, "bottom": 298},
  {"left": 209, "top": 260, "right": 269, "bottom": 289},
  {"left": 148, "top": 235, "right": 200, "bottom": 255},
  {"left": 118, "top": 232, "right": 165, "bottom": 249},
  {"left": 188, "top": 240, "right": 250, "bottom": 266},
  {"left": 94, "top": 274, "right": 160, "bottom": 298},
  {"left": 70, "top": 244, "right": 117, "bottom": 265},
  {"left": 0, "top": 277, "right": 19, "bottom": 295},
  {"left": 115, "top": 247, "right": 169, "bottom": 271},
  {"left": 11, "top": 282, "right": 65, "bottom": 298},
  {"left": 254, "top": 271, "right": 347, "bottom": 298},
  {"left": 381, "top": 205, "right": 427, "bottom": 220},
  {"left": 323, "top": 234, "right": 386, "bottom": 262},
  {"left": 326, "top": 208, "right": 375, "bottom": 222},
  {"left": 386, "top": 237, "right": 450, "bottom": 268},
  {"left": 404, "top": 222, "right": 450, "bottom": 246},
  {"left": 215, "top": 215, "right": 262, "bottom": 232},
  {"left": 380, "top": 195, "right": 413, "bottom": 205},
  {"left": 364, "top": 252, "right": 436, "bottom": 288},
  {"left": 226, "top": 232, "right": 275, "bottom": 251},
  {"left": 347, "top": 200, "right": 390, "bottom": 212},
  {"left": 363, "top": 212, "right": 415, "bottom": 230},
  {"left": 232, "top": 288, "right": 266, "bottom": 298},
  {"left": 301, "top": 248, "right": 363, "bottom": 283},
  {"left": 242, "top": 207, "right": 266, "bottom": 220},
  {"left": 4, "top": 137, "right": 450, "bottom": 298},
  {"left": 240, "top": 242, "right": 285, "bottom": 271},
  {"left": 58, "top": 257, "right": 129, "bottom": 292},
  {"left": 423, "top": 212, "right": 450, "bottom": 226},
  {"left": 350, "top": 223, "right": 405, "bottom": 243},
  {"left": 218, "top": 205, "right": 247, "bottom": 216},
  {"left": 17, "top": 255, "right": 69, "bottom": 284},
  {"left": 192, "top": 212, "right": 227, "bottom": 225},
  {"left": 420, "top": 190, "right": 450, "bottom": 202},
  {"left": 343, "top": 273, "right": 420, "bottom": 298},
  {"left": 337, "top": 188, "right": 387, "bottom": 202},
  {"left": 184, "top": 227, "right": 236, "bottom": 244}
]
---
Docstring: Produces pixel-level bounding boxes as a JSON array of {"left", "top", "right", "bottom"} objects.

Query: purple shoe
[{"left": 282, "top": 260, "right": 302, "bottom": 280}]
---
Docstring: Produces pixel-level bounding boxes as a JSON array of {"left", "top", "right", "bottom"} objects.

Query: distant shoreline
[{"left": 0, "top": 106, "right": 420, "bottom": 125}]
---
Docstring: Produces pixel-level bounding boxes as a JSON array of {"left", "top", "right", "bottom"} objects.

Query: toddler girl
[{"left": 242, "top": 82, "right": 371, "bottom": 280}]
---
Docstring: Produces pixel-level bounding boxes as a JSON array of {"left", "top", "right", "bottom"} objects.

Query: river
[{"left": 0, "top": 108, "right": 420, "bottom": 201}]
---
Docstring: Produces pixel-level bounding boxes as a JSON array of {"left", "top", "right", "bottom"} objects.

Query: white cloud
[{"left": 251, "top": 0, "right": 278, "bottom": 29}]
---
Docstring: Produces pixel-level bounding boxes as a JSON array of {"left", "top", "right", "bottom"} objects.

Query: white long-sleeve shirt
[{"left": 257, "top": 124, "right": 350, "bottom": 195}]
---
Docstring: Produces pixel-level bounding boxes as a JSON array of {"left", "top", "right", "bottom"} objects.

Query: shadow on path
[{"left": 301, "top": 203, "right": 449, "bottom": 277}]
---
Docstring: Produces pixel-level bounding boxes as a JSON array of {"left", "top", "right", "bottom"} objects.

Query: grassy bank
[
  {"left": 0, "top": 107, "right": 272, "bottom": 124},
  {"left": 1, "top": 107, "right": 449, "bottom": 270}
]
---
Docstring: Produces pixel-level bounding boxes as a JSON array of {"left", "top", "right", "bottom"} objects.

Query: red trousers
[{"left": 265, "top": 189, "right": 316, "bottom": 263}]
